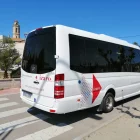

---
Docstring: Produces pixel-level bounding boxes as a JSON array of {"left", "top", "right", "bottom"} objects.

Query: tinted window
[
  {"left": 69, "top": 35, "right": 86, "bottom": 73},
  {"left": 69, "top": 34, "right": 140, "bottom": 73},
  {"left": 132, "top": 49, "right": 140, "bottom": 72},
  {"left": 85, "top": 39, "right": 108, "bottom": 73},
  {"left": 122, "top": 47, "right": 133, "bottom": 72},
  {"left": 22, "top": 27, "right": 56, "bottom": 74}
]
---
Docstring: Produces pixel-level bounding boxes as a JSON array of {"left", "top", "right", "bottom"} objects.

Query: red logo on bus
[
  {"left": 35, "top": 75, "right": 51, "bottom": 81},
  {"left": 92, "top": 75, "right": 102, "bottom": 103}
]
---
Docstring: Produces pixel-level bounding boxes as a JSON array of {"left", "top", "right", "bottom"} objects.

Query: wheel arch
[
  {"left": 105, "top": 88, "right": 115, "bottom": 97},
  {"left": 103, "top": 85, "right": 116, "bottom": 99}
]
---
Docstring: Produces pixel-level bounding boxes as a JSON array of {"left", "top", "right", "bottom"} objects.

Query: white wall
[
  {"left": 0, "top": 35, "right": 3, "bottom": 39},
  {"left": 0, "top": 35, "right": 7, "bottom": 40},
  {"left": 14, "top": 42, "right": 25, "bottom": 57}
]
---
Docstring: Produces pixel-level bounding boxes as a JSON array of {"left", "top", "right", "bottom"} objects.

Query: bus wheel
[{"left": 102, "top": 92, "right": 114, "bottom": 113}]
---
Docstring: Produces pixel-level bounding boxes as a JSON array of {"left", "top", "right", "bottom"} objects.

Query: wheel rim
[{"left": 106, "top": 96, "right": 113, "bottom": 110}]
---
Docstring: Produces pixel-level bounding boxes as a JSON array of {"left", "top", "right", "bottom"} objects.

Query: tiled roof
[{"left": 11, "top": 38, "right": 25, "bottom": 42}]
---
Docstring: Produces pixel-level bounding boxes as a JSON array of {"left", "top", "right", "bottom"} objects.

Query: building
[
  {"left": 11, "top": 21, "right": 25, "bottom": 43},
  {"left": 0, "top": 35, "right": 9, "bottom": 50},
  {"left": 0, "top": 35, "right": 7, "bottom": 40},
  {"left": 14, "top": 42, "right": 25, "bottom": 58},
  {"left": 11, "top": 20, "right": 25, "bottom": 57},
  {"left": 0, "top": 21, "right": 25, "bottom": 57}
]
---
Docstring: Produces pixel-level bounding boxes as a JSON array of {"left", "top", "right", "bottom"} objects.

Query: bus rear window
[{"left": 22, "top": 27, "right": 56, "bottom": 74}]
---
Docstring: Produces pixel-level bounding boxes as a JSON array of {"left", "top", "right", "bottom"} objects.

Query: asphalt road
[{"left": 0, "top": 92, "right": 140, "bottom": 140}]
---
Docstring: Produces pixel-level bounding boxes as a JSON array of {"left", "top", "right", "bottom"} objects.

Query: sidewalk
[
  {"left": 0, "top": 88, "right": 20, "bottom": 95},
  {"left": 83, "top": 105, "right": 140, "bottom": 140}
]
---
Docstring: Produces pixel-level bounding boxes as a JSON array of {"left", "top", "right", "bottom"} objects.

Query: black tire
[{"left": 102, "top": 92, "right": 115, "bottom": 113}]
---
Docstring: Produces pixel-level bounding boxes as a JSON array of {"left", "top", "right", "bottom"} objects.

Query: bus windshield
[{"left": 22, "top": 27, "right": 56, "bottom": 74}]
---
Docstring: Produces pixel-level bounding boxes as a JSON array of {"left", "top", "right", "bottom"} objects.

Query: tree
[
  {"left": 133, "top": 42, "right": 140, "bottom": 47},
  {"left": 0, "top": 38, "right": 21, "bottom": 78}
]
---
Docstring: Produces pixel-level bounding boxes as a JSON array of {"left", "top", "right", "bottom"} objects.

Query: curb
[{"left": 73, "top": 112, "right": 125, "bottom": 140}]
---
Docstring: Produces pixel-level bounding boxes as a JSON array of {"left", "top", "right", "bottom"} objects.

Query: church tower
[{"left": 13, "top": 20, "right": 20, "bottom": 38}]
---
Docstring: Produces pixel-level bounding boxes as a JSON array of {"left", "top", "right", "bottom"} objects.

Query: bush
[{"left": 10, "top": 67, "right": 21, "bottom": 78}]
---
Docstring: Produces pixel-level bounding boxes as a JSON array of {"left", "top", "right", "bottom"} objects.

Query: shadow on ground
[
  {"left": 27, "top": 106, "right": 102, "bottom": 126},
  {"left": 1, "top": 94, "right": 140, "bottom": 140},
  {"left": 115, "top": 94, "right": 140, "bottom": 121},
  {"left": 28, "top": 94, "right": 140, "bottom": 126}
]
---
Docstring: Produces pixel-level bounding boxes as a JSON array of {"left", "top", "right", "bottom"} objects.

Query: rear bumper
[
  {"left": 20, "top": 88, "right": 58, "bottom": 113},
  {"left": 20, "top": 89, "right": 97, "bottom": 114},
  {"left": 20, "top": 96, "right": 57, "bottom": 113}
]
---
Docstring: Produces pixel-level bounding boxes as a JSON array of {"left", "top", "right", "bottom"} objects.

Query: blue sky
[{"left": 0, "top": 0, "right": 140, "bottom": 44}]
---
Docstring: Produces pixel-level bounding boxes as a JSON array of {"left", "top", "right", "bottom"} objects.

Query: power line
[{"left": 118, "top": 35, "right": 140, "bottom": 38}]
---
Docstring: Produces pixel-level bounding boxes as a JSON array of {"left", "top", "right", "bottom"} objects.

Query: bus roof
[{"left": 29, "top": 24, "right": 140, "bottom": 50}]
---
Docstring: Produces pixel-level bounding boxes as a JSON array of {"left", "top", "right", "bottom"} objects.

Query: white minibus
[{"left": 20, "top": 25, "right": 140, "bottom": 114}]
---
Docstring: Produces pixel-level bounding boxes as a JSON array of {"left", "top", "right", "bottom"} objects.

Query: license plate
[{"left": 23, "top": 91, "right": 32, "bottom": 98}]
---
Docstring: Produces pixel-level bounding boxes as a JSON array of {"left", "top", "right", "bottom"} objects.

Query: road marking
[
  {"left": 0, "top": 114, "right": 49, "bottom": 134},
  {"left": 16, "top": 123, "right": 73, "bottom": 140},
  {"left": 0, "top": 98, "right": 9, "bottom": 102},
  {"left": 0, "top": 93, "right": 18, "bottom": 97},
  {"left": 0, "top": 107, "right": 28, "bottom": 119},
  {"left": 0, "top": 102, "right": 18, "bottom": 109}
]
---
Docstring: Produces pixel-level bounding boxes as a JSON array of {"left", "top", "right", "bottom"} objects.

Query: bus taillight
[
  {"left": 54, "top": 74, "right": 64, "bottom": 99},
  {"left": 36, "top": 27, "right": 42, "bottom": 30}
]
